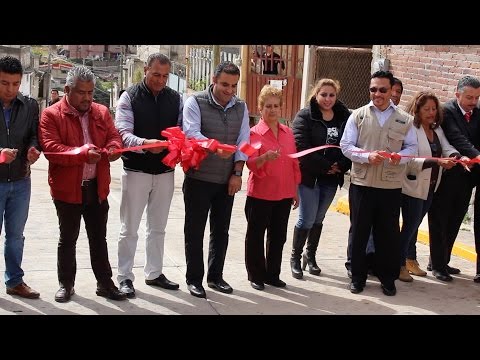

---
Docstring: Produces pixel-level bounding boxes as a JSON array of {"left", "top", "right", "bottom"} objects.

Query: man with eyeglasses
[
  {"left": 340, "top": 70, "right": 417, "bottom": 296},
  {"left": 345, "top": 76, "right": 405, "bottom": 279}
]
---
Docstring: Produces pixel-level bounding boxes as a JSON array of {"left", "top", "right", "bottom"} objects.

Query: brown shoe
[
  {"left": 406, "top": 259, "right": 427, "bottom": 277},
  {"left": 6, "top": 282, "right": 40, "bottom": 299},
  {"left": 398, "top": 266, "right": 413, "bottom": 282}
]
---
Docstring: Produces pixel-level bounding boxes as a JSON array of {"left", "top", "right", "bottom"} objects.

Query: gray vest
[{"left": 186, "top": 86, "right": 245, "bottom": 184}]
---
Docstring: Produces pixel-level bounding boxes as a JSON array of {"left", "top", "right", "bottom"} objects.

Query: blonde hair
[
  {"left": 258, "top": 85, "right": 283, "bottom": 110},
  {"left": 308, "top": 78, "right": 341, "bottom": 104}
]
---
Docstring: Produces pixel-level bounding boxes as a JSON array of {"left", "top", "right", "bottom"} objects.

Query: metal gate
[
  {"left": 247, "top": 45, "right": 304, "bottom": 126},
  {"left": 315, "top": 46, "right": 372, "bottom": 109}
]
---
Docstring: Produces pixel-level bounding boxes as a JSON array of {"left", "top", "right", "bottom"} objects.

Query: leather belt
[{"left": 81, "top": 178, "right": 97, "bottom": 187}]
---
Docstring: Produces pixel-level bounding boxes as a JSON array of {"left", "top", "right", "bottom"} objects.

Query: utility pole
[
  {"left": 110, "top": 81, "right": 114, "bottom": 109},
  {"left": 239, "top": 45, "right": 249, "bottom": 101},
  {"left": 119, "top": 46, "right": 124, "bottom": 92},
  {"left": 45, "top": 48, "right": 52, "bottom": 108},
  {"left": 212, "top": 45, "right": 220, "bottom": 75},
  {"left": 185, "top": 45, "right": 190, "bottom": 91}
]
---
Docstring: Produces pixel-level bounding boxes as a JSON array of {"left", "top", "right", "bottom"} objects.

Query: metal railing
[{"left": 187, "top": 47, "right": 240, "bottom": 92}]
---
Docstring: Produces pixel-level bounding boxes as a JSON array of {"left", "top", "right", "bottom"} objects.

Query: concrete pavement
[{"left": 0, "top": 155, "right": 479, "bottom": 315}]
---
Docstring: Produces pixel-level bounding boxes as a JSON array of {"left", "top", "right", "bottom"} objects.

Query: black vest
[{"left": 121, "top": 81, "right": 180, "bottom": 174}]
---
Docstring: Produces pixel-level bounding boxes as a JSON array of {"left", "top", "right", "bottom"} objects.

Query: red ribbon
[
  {"left": 158, "top": 126, "right": 238, "bottom": 171},
  {"left": 40, "top": 126, "right": 238, "bottom": 171},
  {"left": 286, "top": 144, "right": 476, "bottom": 171},
  {"left": 160, "top": 127, "right": 237, "bottom": 170},
  {"left": 239, "top": 142, "right": 262, "bottom": 156},
  {"left": 287, "top": 144, "right": 340, "bottom": 158},
  {"left": 0, "top": 151, "right": 7, "bottom": 164}
]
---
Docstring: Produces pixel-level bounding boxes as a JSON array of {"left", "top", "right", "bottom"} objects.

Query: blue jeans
[
  {"left": 399, "top": 190, "right": 433, "bottom": 265},
  {"left": 296, "top": 183, "right": 337, "bottom": 229},
  {"left": 0, "top": 178, "right": 31, "bottom": 288}
]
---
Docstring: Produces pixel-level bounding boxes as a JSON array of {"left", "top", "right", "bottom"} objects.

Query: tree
[
  {"left": 133, "top": 68, "right": 143, "bottom": 84},
  {"left": 94, "top": 79, "right": 112, "bottom": 107}
]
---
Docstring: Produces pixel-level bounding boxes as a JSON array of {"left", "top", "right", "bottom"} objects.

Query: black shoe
[
  {"left": 96, "top": 285, "right": 128, "bottom": 301},
  {"left": 446, "top": 265, "right": 460, "bottom": 274},
  {"left": 381, "top": 283, "right": 397, "bottom": 296},
  {"left": 432, "top": 270, "right": 453, "bottom": 282},
  {"left": 427, "top": 263, "right": 432, "bottom": 271},
  {"left": 145, "top": 274, "right": 179, "bottom": 290},
  {"left": 474, "top": 274, "right": 480, "bottom": 283},
  {"left": 265, "top": 278, "right": 286, "bottom": 288},
  {"left": 119, "top": 279, "right": 136, "bottom": 298},
  {"left": 250, "top": 281, "right": 265, "bottom": 290},
  {"left": 207, "top": 278, "right": 233, "bottom": 293},
  {"left": 349, "top": 282, "right": 364, "bottom": 294},
  {"left": 187, "top": 283, "right": 206, "bottom": 298},
  {"left": 347, "top": 269, "right": 352, "bottom": 279},
  {"left": 54, "top": 287, "right": 74, "bottom": 303}
]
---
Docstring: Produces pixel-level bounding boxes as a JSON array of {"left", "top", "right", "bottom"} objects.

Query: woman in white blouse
[{"left": 399, "top": 91, "right": 465, "bottom": 282}]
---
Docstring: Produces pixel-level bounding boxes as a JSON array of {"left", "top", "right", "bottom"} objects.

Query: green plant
[
  {"left": 189, "top": 78, "right": 207, "bottom": 91},
  {"left": 133, "top": 68, "right": 143, "bottom": 84},
  {"left": 31, "top": 47, "right": 47, "bottom": 57}
]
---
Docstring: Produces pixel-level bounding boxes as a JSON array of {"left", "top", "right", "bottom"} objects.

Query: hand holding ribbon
[
  {"left": 107, "top": 147, "right": 122, "bottom": 162},
  {"left": 87, "top": 147, "right": 102, "bottom": 164},
  {"left": 142, "top": 139, "right": 167, "bottom": 154},
  {"left": 0, "top": 148, "right": 18, "bottom": 164},
  {"left": 377, "top": 151, "right": 401, "bottom": 165}
]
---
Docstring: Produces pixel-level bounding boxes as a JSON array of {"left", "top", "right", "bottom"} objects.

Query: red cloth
[
  {"left": 246, "top": 119, "right": 300, "bottom": 200},
  {"left": 465, "top": 111, "right": 472, "bottom": 122},
  {"left": 39, "top": 97, "right": 123, "bottom": 204}
]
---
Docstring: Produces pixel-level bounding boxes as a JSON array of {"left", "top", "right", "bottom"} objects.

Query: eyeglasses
[{"left": 369, "top": 87, "right": 389, "bottom": 94}]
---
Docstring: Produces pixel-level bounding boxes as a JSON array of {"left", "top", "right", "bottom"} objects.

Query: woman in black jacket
[{"left": 290, "top": 78, "right": 351, "bottom": 279}]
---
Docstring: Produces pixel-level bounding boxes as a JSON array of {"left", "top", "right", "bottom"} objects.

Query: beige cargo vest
[{"left": 350, "top": 105, "right": 413, "bottom": 189}]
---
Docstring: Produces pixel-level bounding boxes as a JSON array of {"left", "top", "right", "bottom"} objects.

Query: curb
[{"left": 334, "top": 195, "right": 477, "bottom": 263}]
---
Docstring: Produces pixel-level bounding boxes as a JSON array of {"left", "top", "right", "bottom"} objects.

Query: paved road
[{"left": 0, "top": 156, "right": 479, "bottom": 315}]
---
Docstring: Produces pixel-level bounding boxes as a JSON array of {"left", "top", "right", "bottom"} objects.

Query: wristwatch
[{"left": 232, "top": 170, "right": 243, "bottom": 176}]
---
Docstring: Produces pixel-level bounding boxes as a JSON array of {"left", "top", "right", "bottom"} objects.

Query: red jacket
[{"left": 39, "top": 97, "right": 122, "bottom": 204}]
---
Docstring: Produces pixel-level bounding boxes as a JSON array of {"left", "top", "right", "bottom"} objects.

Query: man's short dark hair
[
  {"left": 214, "top": 61, "right": 240, "bottom": 78},
  {"left": 0, "top": 55, "right": 23, "bottom": 75},
  {"left": 51, "top": 89, "right": 59, "bottom": 94},
  {"left": 393, "top": 77, "right": 403, "bottom": 93},
  {"left": 371, "top": 70, "right": 394, "bottom": 87},
  {"left": 146, "top": 53, "right": 171, "bottom": 67}
]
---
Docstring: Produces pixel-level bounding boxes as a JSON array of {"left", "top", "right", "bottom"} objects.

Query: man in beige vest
[{"left": 340, "top": 70, "right": 416, "bottom": 296}]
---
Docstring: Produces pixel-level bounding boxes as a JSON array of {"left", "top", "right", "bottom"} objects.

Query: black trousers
[
  {"left": 53, "top": 180, "right": 114, "bottom": 289},
  {"left": 244, "top": 196, "right": 292, "bottom": 283},
  {"left": 428, "top": 168, "right": 474, "bottom": 272},
  {"left": 349, "top": 184, "right": 401, "bottom": 287},
  {"left": 183, "top": 176, "right": 234, "bottom": 285}
]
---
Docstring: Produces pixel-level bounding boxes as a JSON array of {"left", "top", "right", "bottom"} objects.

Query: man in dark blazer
[{"left": 428, "top": 75, "right": 480, "bottom": 282}]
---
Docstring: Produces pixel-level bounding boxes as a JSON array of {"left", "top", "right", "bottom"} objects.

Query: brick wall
[{"left": 384, "top": 45, "right": 480, "bottom": 107}]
